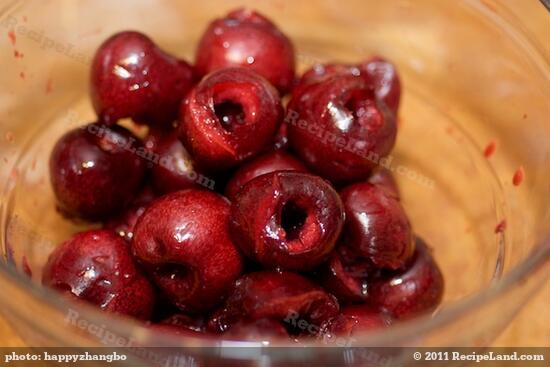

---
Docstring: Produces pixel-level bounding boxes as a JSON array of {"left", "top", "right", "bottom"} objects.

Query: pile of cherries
[{"left": 44, "top": 9, "right": 443, "bottom": 342}]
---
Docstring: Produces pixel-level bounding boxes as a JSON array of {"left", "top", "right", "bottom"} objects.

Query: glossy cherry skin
[
  {"left": 224, "top": 319, "right": 290, "bottom": 341},
  {"left": 230, "top": 172, "right": 344, "bottom": 271},
  {"left": 340, "top": 182, "right": 414, "bottom": 269},
  {"left": 225, "top": 151, "right": 307, "bottom": 200},
  {"left": 361, "top": 57, "right": 401, "bottom": 115},
  {"left": 271, "top": 121, "right": 289, "bottom": 151},
  {"left": 368, "top": 238, "right": 444, "bottom": 320},
  {"left": 320, "top": 305, "right": 391, "bottom": 339},
  {"left": 132, "top": 189, "right": 244, "bottom": 313},
  {"left": 146, "top": 131, "right": 210, "bottom": 194},
  {"left": 50, "top": 123, "right": 146, "bottom": 221},
  {"left": 42, "top": 229, "right": 155, "bottom": 320},
  {"left": 368, "top": 167, "right": 400, "bottom": 200},
  {"left": 207, "top": 271, "right": 339, "bottom": 333},
  {"left": 180, "top": 68, "right": 283, "bottom": 171},
  {"left": 320, "top": 244, "right": 374, "bottom": 303},
  {"left": 104, "top": 186, "right": 156, "bottom": 242},
  {"left": 295, "top": 57, "right": 401, "bottom": 115},
  {"left": 286, "top": 75, "right": 397, "bottom": 184},
  {"left": 195, "top": 8, "right": 295, "bottom": 93},
  {"left": 91, "top": 31, "right": 195, "bottom": 127}
]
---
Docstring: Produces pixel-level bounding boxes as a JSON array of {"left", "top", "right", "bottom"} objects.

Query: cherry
[
  {"left": 368, "top": 238, "right": 444, "bottom": 320},
  {"left": 368, "top": 167, "right": 400, "bottom": 200},
  {"left": 286, "top": 75, "right": 397, "bottom": 184},
  {"left": 146, "top": 130, "right": 211, "bottom": 194},
  {"left": 207, "top": 271, "right": 339, "bottom": 333},
  {"left": 340, "top": 182, "right": 414, "bottom": 269},
  {"left": 230, "top": 172, "right": 344, "bottom": 270},
  {"left": 180, "top": 68, "right": 283, "bottom": 171},
  {"left": 224, "top": 151, "right": 307, "bottom": 200},
  {"left": 50, "top": 123, "right": 146, "bottom": 221},
  {"left": 361, "top": 57, "right": 401, "bottom": 115},
  {"left": 320, "top": 305, "right": 391, "bottom": 339},
  {"left": 320, "top": 244, "right": 374, "bottom": 303},
  {"left": 195, "top": 8, "right": 295, "bottom": 93},
  {"left": 91, "top": 31, "right": 195, "bottom": 127},
  {"left": 295, "top": 57, "right": 401, "bottom": 114},
  {"left": 104, "top": 186, "right": 156, "bottom": 242},
  {"left": 42, "top": 229, "right": 155, "bottom": 320},
  {"left": 271, "top": 121, "right": 289, "bottom": 151},
  {"left": 132, "top": 189, "right": 244, "bottom": 313}
]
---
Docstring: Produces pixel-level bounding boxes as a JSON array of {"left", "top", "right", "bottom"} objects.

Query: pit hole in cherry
[
  {"left": 280, "top": 200, "right": 308, "bottom": 241},
  {"left": 214, "top": 101, "right": 245, "bottom": 131}
]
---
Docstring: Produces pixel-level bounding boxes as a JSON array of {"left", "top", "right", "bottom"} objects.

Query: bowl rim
[{"left": 1, "top": 0, "right": 549, "bottom": 352}]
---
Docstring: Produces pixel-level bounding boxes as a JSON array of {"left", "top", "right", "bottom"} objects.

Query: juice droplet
[
  {"left": 494, "top": 219, "right": 507, "bottom": 234},
  {"left": 19, "top": 71, "right": 25, "bottom": 80},
  {"left": 7, "top": 30, "right": 16, "bottom": 46},
  {"left": 512, "top": 166, "right": 524, "bottom": 186},
  {"left": 483, "top": 140, "right": 497, "bottom": 158},
  {"left": 46, "top": 78, "right": 53, "bottom": 94},
  {"left": 22, "top": 256, "right": 32, "bottom": 277},
  {"left": 13, "top": 50, "right": 23, "bottom": 59},
  {"left": 5, "top": 131, "right": 14, "bottom": 142}
]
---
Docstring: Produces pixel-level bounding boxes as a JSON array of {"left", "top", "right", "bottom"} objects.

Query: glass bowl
[{"left": 0, "top": 0, "right": 549, "bottom": 366}]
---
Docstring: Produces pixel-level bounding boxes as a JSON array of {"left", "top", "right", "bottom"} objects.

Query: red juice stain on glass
[
  {"left": 494, "top": 219, "right": 507, "bottom": 234},
  {"left": 512, "top": 166, "right": 524, "bottom": 186},
  {"left": 22, "top": 256, "right": 32, "bottom": 278},
  {"left": 19, "top": 71, "right": 25, "bottom": 79},
  {"left": 5, "top": 131, "right": 14, "bottom": 142},
  {"left": 13, "top": 50, "right": 24, "bottom": 59},
  {"left": 483, "top": 140, "right": 497, "bottom": 158},
  {"left": 45, "top": 78, "right": 53, "bottom": 94},
  {"left": 7, "top": 30, "right": 16, "bottom": 46}
]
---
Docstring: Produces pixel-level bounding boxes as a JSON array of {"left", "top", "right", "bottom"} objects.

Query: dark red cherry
[
  {"left": 368, "top": 238, "right": 444, "bottom": 320},
  {"left": 180, "top": 68, "right": 283, "bottom": 171},
  {"left": 295, "top": 57, "right": 401, "bottom": 114},
  {"left": 146, "top": 130, "right": 213, "bottom": 194},
  {"left": 271, "top": 121, "right": 289, "bottom": 151},
  {"left": 104, "top": 186, "right": 156, "bottom": 242},
  {"left": 230, "top": 172, "right": 344, "bottom": 270},
  {"left": 42, "top": 229, "right": 155, "bottom": 319},
  {"left": 286, "top": 75, "right": 397, "bottom": 184},
  {"left": 340, "top": 182, "right": 414, "bottom": 269},
  {"left": 320, "top": 244, "right": 374, "bottom": 303},
  {"left": 195, "top": 8, "right": 295, "bottom": 93},
  {"left": 224, "top": 151, "right": 307, "bottom": 200},
  {"left": 368, "top": 167, "right": 400, "bottom": 200},
  {"left": 320, "top": 305, "right": 391, "bottom": 339},
  {"left": 360, "top": 57, "right": 401, "bottom": 115},
  {"left": 132, "top": 189, "right": 244, "bottom": 313},
  {"left": 207, "top": 271, "right": 339, "bottom": 333},
  {"left": 91, "top": 31, "right": 195, "bottom": 127},
  {"left": 50, "top": 123, "right": 146, "bottom": 221}
]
